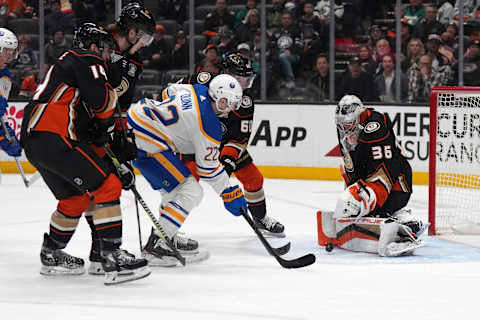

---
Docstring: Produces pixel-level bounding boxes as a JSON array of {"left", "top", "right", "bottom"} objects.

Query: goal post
[{"left": 429, "top": 86, "right": 480, "bottom": 235}]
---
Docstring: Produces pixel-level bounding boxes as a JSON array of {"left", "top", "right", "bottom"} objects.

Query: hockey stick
[
  {"left": 104, "top": 145, "right": 186, "bottom": 266},
  {"left": 1, "top": 116, "right": 29, "bottom": 187},
  {"left": 241, "top": 208, "right": 316, "bottom": 269}
]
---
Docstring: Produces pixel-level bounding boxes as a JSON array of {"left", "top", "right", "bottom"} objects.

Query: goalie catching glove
[
  {"left": 221, "top": 185, "right": 248, "bottom": 216},
  {"left": 335, "top": 179, "right": 377, "bottom": 218}
]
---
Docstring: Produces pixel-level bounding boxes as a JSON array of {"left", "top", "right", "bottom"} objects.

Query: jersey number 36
[{"left": 371, "top": 145, "right": 392, "bottom": 160}]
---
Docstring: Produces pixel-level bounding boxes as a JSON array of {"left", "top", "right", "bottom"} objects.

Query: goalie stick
[
  {"left": 241, "top": 208, "right": 316, "bottom": 269},
  {"left": 103, "top": 145, "right": 186, "bottom": 266}
]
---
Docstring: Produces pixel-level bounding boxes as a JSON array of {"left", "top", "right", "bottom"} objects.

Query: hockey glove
[
  {"left": 110, "top": 129, "right": 138, "bottom": 163},
  {"left": 221, "top": 185, "right": 248, "bottom": 216},
  {"left": 117, "top": 162, "right": 135, "bottom": 190},
  {"left": 0, "top": 96, "right": 7, "bottom": 117},
  {"left": 220, "top": 155, "right": 236, "bottom": 176},
  {"left": 334, "top": 179, "right": 377, "bottom": 218},
  {"left": 88, "top": 117, "right": 115, "bottom": 147},
  {"left": 0, "top": 123, "right": 21, "bottom": 157}
]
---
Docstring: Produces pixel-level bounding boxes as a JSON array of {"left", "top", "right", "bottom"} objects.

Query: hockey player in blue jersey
[
  {"left": 0, "top": 27, "right": 21, "bottom": 158},
  {"left": 127, "top": 74, "right": 248, "bottom": 266}
]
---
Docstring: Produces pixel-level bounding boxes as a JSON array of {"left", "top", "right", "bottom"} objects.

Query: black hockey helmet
[
  {"left": 116, "top": 2, "right": 156, "bottom": 39},
  {"left": 73, "top": 22, "right": 114, "bottom": 52},
  {"left": 222, "top": 52, "right": 255, "bottom": 89}
]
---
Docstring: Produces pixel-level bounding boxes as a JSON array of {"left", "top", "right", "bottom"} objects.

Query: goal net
[{"left": 429, "top": 87, "right": 480, "bottom": 235}]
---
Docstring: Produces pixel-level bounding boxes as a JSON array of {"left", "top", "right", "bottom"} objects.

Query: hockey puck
[{"left": 325, "top": 242, "right": 334, "bottom": 252}]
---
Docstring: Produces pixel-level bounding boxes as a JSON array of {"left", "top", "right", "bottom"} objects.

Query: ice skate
[
  {"left": 254, "top": 215, "right": 286, "bottom": 238},
  {"left": 101, "top": 248, "right": 151, "bottom": 285},
  {"left": 142, "top": 231, "right": 209, "bottom": 267},
  {"left": 378, "top": 219, "right": 425, "bottom": 257},
  {"left": 87, "top": 240, "right": 133, "bottom": 276},
  {"left": 40, "top": 233, "right": 85, "bottom": 275}
]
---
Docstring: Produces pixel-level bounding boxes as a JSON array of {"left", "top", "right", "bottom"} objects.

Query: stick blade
[{"left": 278, "top": 253, "right": 316, "bottom": 269}]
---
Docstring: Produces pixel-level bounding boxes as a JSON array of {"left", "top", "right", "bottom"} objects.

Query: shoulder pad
[
  {"left": 196, "top": 71, "right": 213, "bottom": 85},
  {"left": 358, "top": 111, "right": 389, "bottom": 142},
  {"left": 239, "top": 95, "right": 253, "bottom": 109}
]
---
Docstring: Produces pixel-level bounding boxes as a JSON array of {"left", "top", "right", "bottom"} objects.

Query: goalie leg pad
[{"left": 378, "top": 219, "right": 424, "bottom": 257}]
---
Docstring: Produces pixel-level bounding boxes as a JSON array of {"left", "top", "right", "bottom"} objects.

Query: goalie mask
[
  {"left": 335, "top": 95, "right": 366, "bottom": 151},
  {"left": 208, "top": 74, "right": 243, "bottom": 116},
  {"left": 73, "top": 23, "right": 114, "bottom": 53},
  {"left": 116, "top": 2, "right": 156, "bottom": 46},
  {"left": 222, "top": 52, "right": 255, "bottom": 90}
]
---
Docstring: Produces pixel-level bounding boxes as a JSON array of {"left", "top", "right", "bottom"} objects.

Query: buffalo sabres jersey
[
  {"left": 339, "top": 108, "right": 412, "bottom": 208},
  {"left": 0, "top": 67, "right": 12, "bottom": 99},
  {"left": 127, "top": 83, "right": 229, "bottom": 194}
]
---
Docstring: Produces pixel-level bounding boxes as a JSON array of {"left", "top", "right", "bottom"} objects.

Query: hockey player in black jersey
[
  {"left": 333, "top": 95, "right": 427, "bottom": 256},
  {"left": 164, "top": 52, "right": 285, "bottom": 237},
  {"left": 20, "top": 23, "right": 150, "bottom": 284},
  {"left": 83, "top": 2, "right": 156, "bottom": 275}
]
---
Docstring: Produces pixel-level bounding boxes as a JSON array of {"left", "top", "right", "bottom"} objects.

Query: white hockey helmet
[
  {"left": 208, "top": 74, "right": 243, "bottom": 115},
  {"left": 0, "top": 28, "right": 18, "bottom": 60},
  {"left": 335, "top": 94, "right": 366, "bottom": 150}
]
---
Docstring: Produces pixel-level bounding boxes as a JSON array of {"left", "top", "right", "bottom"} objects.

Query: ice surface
[{"left": 1, "top": 174, "right": 479, "bottom": 320}]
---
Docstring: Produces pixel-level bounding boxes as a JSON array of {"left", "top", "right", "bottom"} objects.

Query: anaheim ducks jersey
[
  {"left": 174, "top": 71, "right": 255, "bottom": 157},
  {"left": 339, "top": 108, "right": 412, "bottom": 208},
  {"left": 22, "top": 48, "right": 117, "bottom": 141},
  {"left": 127, "top": 83, "right": 230, "bottom": 195}
]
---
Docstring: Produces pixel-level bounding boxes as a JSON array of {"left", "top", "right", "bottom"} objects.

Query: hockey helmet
[
  {"left": 222, "top": 52, "right": 255, "bottom": 89},
  {"left": 73, "top": 23, "right": 114, "bottom": 53},
  {"left": 116, "top": 2, "right": 156, "bottom": 45},
  {"left": 335, "top": 95, "right": 366, "bottom": 150},
  {"left": 208, "top": 74, "right": 243, "bottom": 116},
  {"left": 0, "top": 28, "right": 18, "bottom": 60}
]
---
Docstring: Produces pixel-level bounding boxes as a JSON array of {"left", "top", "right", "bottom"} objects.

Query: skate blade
[
  {"left": 40, "top": 265, "right": 85, "bottom": 276},
  {"left": 88, "top": 262, "right": 134, "bottom": 276},
  {"left": 259, "top": 229, "right": 286, "bottom": 238},
  {"left": 143, "top": 250, "right": 210, "bottom": 267},
  {"left": 104, "top": 267, "right": 151, "bottom": 285}
]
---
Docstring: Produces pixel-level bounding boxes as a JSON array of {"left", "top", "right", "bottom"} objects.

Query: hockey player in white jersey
[
  {"left": 127, "top": 74, "right": 248, "bottom": 266},
  {"left": 0, "top": 28, "right": 21, "bottom": 166}
]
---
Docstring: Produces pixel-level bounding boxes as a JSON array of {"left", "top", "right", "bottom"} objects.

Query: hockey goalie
[{"left": 319, "top": 95, "right": 428, "bottom": 257}]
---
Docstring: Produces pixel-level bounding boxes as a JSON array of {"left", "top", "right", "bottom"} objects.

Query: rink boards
[{"left": 0, "top": 102, "right": 432, "bottom": 184}]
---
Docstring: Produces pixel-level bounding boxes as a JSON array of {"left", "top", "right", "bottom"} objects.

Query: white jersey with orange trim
[
  {"left": 0, "top": 67, "right": 12, "bottom": 99},
  {"left": 127, "top": 83, "right": 230, "bottom": 195}
]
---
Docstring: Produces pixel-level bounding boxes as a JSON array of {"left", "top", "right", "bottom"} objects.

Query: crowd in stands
[{"left": 2, "top": 0, "right": 480, "bottom": 103}]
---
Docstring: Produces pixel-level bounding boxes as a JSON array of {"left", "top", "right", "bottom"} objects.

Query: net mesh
[{"left": 434, "top": 92, "right": 480, "bottom": 234}]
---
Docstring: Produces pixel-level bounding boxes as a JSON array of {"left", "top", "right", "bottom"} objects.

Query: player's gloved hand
[
  {"left": 110, "top": 129, "right": 138, "bottom": 163},
  {"left": 221, "top": 185, "right": 248, "bottom": 216},
  {"left": 334, "top": 179, "right": 377, "bottom": 218},
  {"left": 220, "top": 154, "right": 236, "bottom": 176},
  {"left": 89, "top": 117, "right": 115, "bottom": 147},
  {"left": 117, "top": 162, "right": 135, "bottom": 190},
  {"left": 0, "top": 123, "right": 22, "bottom": 157},
  {"left": 0, "top": 96, "right": 7, "bottom": 117}
]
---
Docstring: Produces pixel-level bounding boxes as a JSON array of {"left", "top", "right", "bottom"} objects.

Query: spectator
[
  {"left": 336, "top": 56, "right": 379, "bottom": 102},
  {"left": 315, "top": 0, "right": 345, "bottom": 22},
  {"left": 266, "top": 0, "right": 285, "bottom": 36},
  {"left": 412, "top": 5, "right": 445, "bottom": 42},
  {"left": 140, "top": 24, "right": 172, "bottom": 71},
  {"left": 437, "top": 0, "right": 454, "bottom": 25},
  {"left": 374, "top": 54, "right": 408, "bottom": 103},
  {"left": 425, "top": 33, "right": 449, "bottom": 69},
  {"left": 204, "top": 0, "right": 236, "bottom": 40},
  {"left": 0, "top": 0, "right": 26, "bottom": 18},
  {"left": 197, "top": 44, "right": 221, "bottom": 72},
  {"left": 358, "top": 44, "right": 377, "bottom": 77},
  {"left": 172, "top": 30, "right": 188, "bottom": 68},
  {"left": 216, "top": 27, "right": 236, "bottom": 56},
  {"left": 300, "top": 1, "right": 324, "bottom": 36},
  {"left": 195, "top": 57, "right": 220, "bottom": 73},
  {"left": 452, "top": 0, "right": 478, "bottom": 22},
  {"left": 367, "top": 25, "right": 385, "bottom": 53},
  {"left": 404, "top": 0, "right": 425, "bottom": 26},
  {"left": 373, "top": 39, "right": 393, "bottom": 64},
  {"left": 402, "top": 38, "right": 425, "bottom": 72},
  {"left": 450, "top": 40, "right": 480, "bottom": 86},
  {"left": 300, "top": 1, "right": 327, "bottom": 66},
  {"left": 407, "top": 54, "right": 451, "bottom": 103},
  {"left": 234, "top": 0, "right": 257, "bottom": 30},
  {"left": 235, "top": 8, "right": 260, "bottom": 45},
  {"left": 157, "top": 0, "right": 187, "bottom": 24},
  {"left": 45, "top": 29, "right": 69, "bottom": 67},
  {"left": 45, "top": 0, "right": 74, "bottom": 36},
  {"left": 273, "top": 11, "right": 303, "bottom": 89},
  {"left": 18, "top": 72, "right": 37, "bottom": 98},
  {"left": 439, "top": 31, "right": 455, "bottom": 63},
  {"left": 12, "top": 34, "right": 36, "bottom": 72},
  {"left": 303, "top": 54, "right": 332, "bottom": 102}
]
